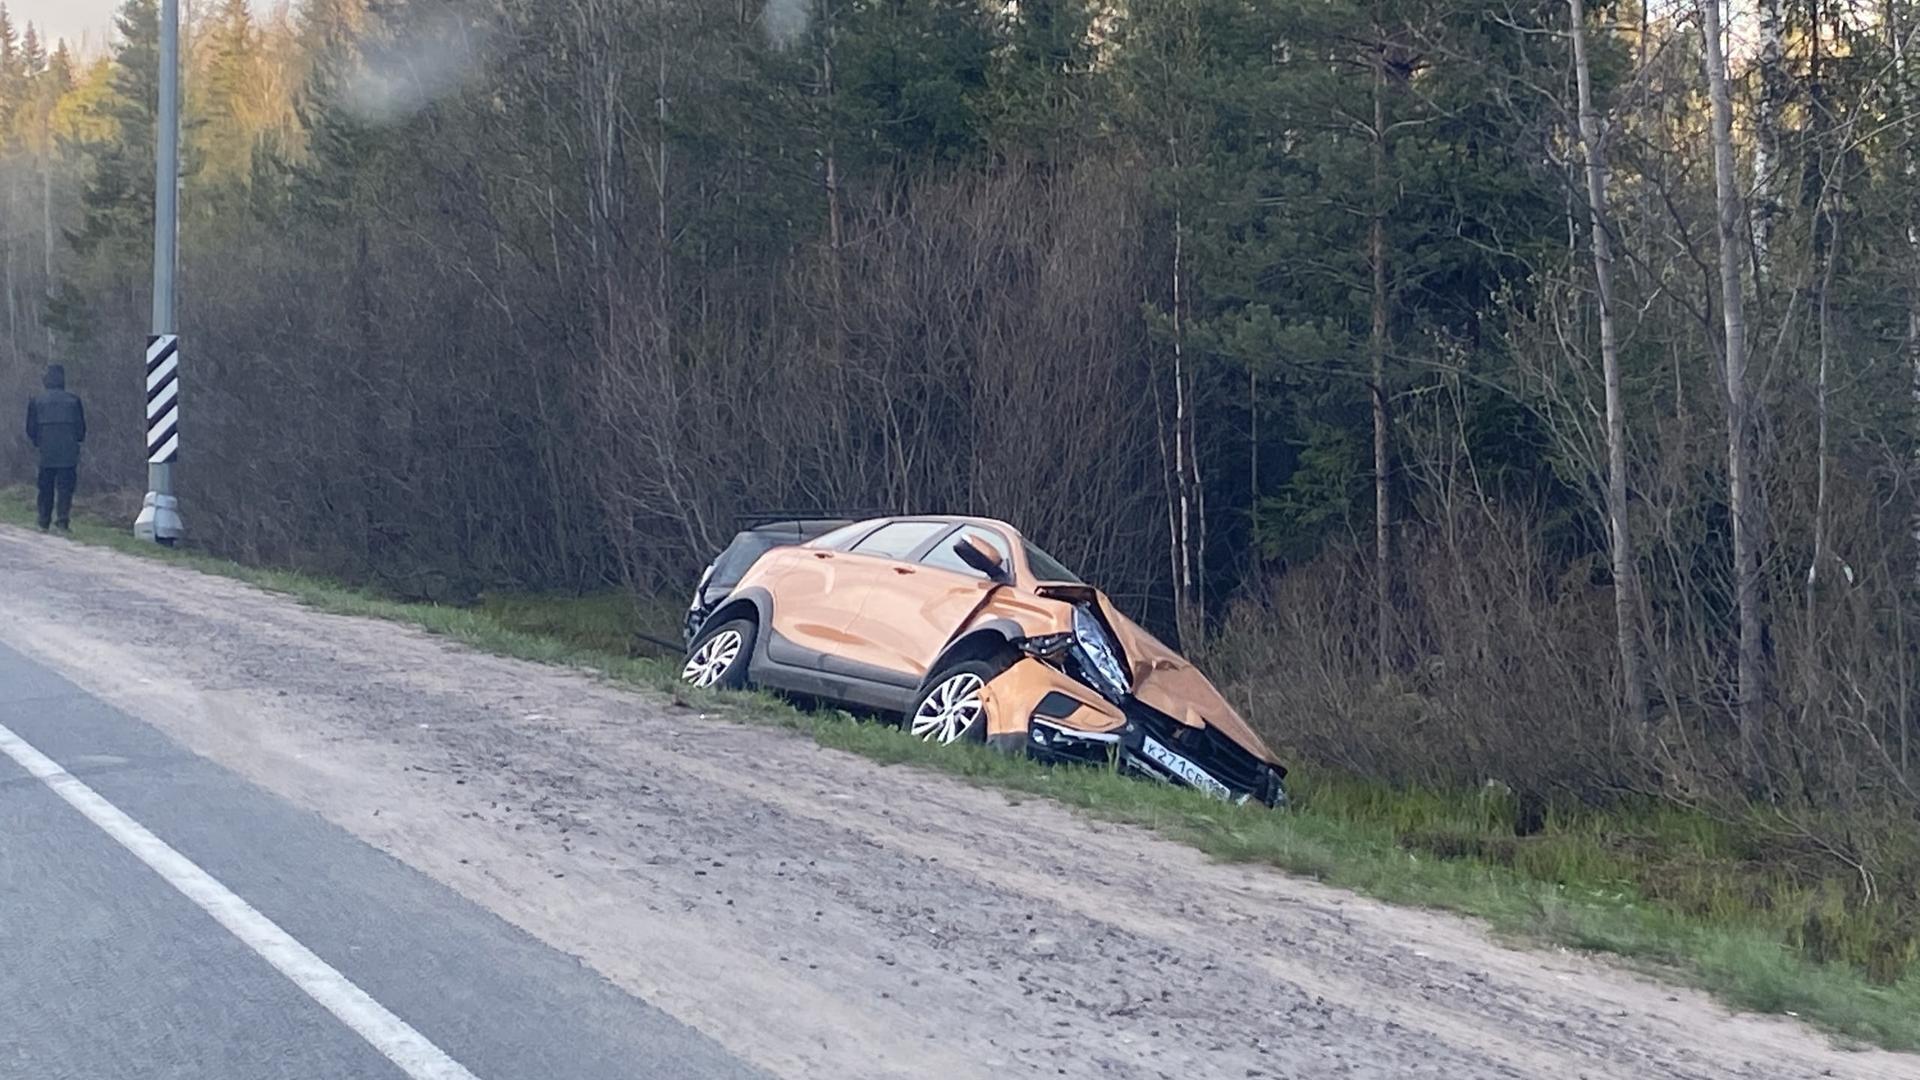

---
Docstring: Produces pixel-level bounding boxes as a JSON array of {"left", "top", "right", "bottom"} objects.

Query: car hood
[{"left": 1035, "top": 584, "right": 1282, "bottom": 768}]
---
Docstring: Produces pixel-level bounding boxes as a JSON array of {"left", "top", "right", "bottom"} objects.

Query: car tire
[
  {"left": 681, "top": 617, "right": 754, "bottom": 691},
  {"left": 906, "top": 654, "right": 1012, "bottom": 747}
]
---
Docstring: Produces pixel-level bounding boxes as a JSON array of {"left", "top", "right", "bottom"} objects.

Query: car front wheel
[{"left": 907, "top": 658, "right": 1007, "bottom": 746}]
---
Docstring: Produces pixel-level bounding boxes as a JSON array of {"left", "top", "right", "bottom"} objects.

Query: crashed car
[{"left": 680, "top": 515, "right": 1287, "bottom": 807}]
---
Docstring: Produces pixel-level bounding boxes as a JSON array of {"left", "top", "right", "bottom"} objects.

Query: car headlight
[{"left": 1072, "top": 606, "right": 1131, "bottom": 699}]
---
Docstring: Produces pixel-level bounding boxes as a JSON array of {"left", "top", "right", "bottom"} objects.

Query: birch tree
[
  {"left": 1568, "top": 0, "right": 1646, "bottom": 727},
  {"left": 1893, "top": 0, "right": 1920, "bottom": 582},
  {"left": 1700, "top": 0, "right": 1766, "bottom": 777},
  {"left": 1370, "top": 34, "right": 1394, "bottom": 677},
  {"left": 1752, "top": 0, "right": 1787, "bottom": 280}
]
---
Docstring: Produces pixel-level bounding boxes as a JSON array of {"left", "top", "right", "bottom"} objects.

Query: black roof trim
[{"left": 734, "top": 509, "right": 886, "bottom": 530}]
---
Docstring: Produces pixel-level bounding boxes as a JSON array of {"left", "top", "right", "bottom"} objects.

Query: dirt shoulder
[{"left": 0, "top": 526, "right": 1910, "bottom": 1080}]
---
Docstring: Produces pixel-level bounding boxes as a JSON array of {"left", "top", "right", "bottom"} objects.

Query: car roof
[
  {"left": 738, "top": 518, "right": 852, "bottom": 537},
  {"left": 828, "top": 516, "right": 1035, "bottom": 577},
  {"left": 855, "top": 514, "right": 1025, "bottom": 538}
]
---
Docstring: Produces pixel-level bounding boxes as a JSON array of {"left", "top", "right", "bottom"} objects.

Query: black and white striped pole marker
[
  {"left": 146, "top": 335, "right": 180, "bottom": 464},
  {"left": 135, "top": 332, "right": 185, "bottom": 545}
]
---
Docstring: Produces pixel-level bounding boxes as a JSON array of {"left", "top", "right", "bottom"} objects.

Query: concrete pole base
[{"left": 134, "top": 492, "right": 185, "bottom": 546}]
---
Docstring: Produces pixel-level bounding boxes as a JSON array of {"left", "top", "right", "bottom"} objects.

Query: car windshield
[{"left": 1023, "top": 541, "right": 1081, "bottom": 584}]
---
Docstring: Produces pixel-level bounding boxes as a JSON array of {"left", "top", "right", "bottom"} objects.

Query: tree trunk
[
  {"left": 42, "top": 120, "right": 54, "bottom": 356},
  {"left": 1370, "top": 46, "right": 1393, "bottom": 677},
  {"left": 1701, "top": 0, "right": 1766, "bottom": 782},
  {"left": 1752, "top": 0, "right": 1787, "bottom": 281},
  {"left": 1171, "top": 204, "right": 1204, "bottom": 650},
  {"left": 1802, "top": 0, "right": 1842, "bottom": 719},
  {"left": 655, "top": 0, "right": 673, "bottom": 365},
  {"left": 1569, "top": 0, "right": 1647, "bottom": 728},
  {"left": 354, "top": 220, "right": 382, "bottom": 564},
  {"left": 1805, "top": 0, "right": 1831, "bottom": 614},
  {"left": 821, "top": 0, "right": 845, "bottom": 364},
  {"left": 1249, "top": 364, "right": 1259, "bottom": 574},
  {"left": 5, "top": 173, "right": 17, "bottom": 358},
  {"left": 1808, "top": 172, "right": 1840, "bottom": 628},
  {"left": 1879, "top": 0, "right": 1917, "bottom": 778},
  {"left": 1891, "top": 0, "right": 1920, "bottom": 586}
]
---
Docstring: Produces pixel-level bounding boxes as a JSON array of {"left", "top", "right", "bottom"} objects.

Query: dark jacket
[{"left": 26, "top": 365, "right": 86, "bottom": 470}]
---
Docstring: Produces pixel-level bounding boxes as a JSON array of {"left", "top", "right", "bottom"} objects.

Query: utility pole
[{"left": 136, "top": 0, "right": 184, "bottom": 545}]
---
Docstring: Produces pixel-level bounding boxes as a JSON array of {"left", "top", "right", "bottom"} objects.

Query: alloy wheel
[
  {"left": 910, "top": 672, "right": 985, "bottom": 745},
  {"left": 681, "top": 629, "right": 744, "bottom": 688}
]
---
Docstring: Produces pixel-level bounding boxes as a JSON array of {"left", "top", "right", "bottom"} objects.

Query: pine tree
[
  {"left": 289, "top": 0, "right": 374, "bottom": 226},
  {"left": 834, "top": 0, "right": 995, "bottom": 174},
  {"left": 46, "top": 40, "right": 72, "bottom": 94},
  {"left": 0, "top": 6, "right": 17, "bottom": 76},
  {"left": 0, "top": 5, "right": 24, "bottom": 126},
  {"left": 68, "top": 0, "right": 161, "bottom": 256},
  {"left": 1112, "top": 0, "right": 1564, "bottom": 634},
  {"left": 200, "top": 0, "right": 261, "bottom": 184},
  {"left": 986, "top": 0, "right": 1100, "bottom": 163},
  {"left": 20, "top": 23, "right": 41, "bottom": 75},
  {"left": 0, "top": 5, "right": 27, "bottom": 358}
]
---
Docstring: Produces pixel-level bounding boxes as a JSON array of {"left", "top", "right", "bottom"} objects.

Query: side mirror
[{"left": 954, "top": 536, "right": 1012, "bottom": 584}]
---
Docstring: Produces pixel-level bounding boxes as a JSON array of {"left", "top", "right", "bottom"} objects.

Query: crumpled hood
[{"left": 1035, "top": 583, "right": 1282, "bottom": 768}]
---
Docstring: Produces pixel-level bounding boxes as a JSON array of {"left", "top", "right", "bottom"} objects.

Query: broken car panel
[{"left": 682, "top": 515, "right": 1287, "bottom": 807}]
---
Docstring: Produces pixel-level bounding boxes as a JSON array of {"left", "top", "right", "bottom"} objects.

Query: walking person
[{"left": 25, "top": 364, "right": 86, "bottom": 532}]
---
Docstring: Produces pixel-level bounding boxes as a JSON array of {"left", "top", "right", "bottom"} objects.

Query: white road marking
[{"left": 0, "top": 721, "right": 482, "bottom": 1080}]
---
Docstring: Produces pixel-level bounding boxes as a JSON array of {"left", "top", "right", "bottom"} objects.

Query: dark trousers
[{"left": 36, "top": 466, "right": 76, "bottom": 529}]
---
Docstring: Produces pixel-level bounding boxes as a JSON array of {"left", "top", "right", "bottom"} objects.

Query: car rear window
[
  {"left": 848, "top": 520, "right": 947, "bottom": 560},
  {"left": 710, "top": 536, "right": 782, "bottom": 588},
  {"left": 708, "top": 521, "right": 856, "bottom": 589}
]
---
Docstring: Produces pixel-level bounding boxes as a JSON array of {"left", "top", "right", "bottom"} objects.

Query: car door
[
  {"left": 798, "top": 520, "right": 963, "bottom": 693},
  {"left": 837, "top": 524, "right": 1016, "bottom": 685},
  {"left": 750, "top": 522, "right": 880, "bottom": 670}
]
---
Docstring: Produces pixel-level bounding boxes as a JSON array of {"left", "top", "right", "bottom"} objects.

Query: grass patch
[
  {"left": 6, "top": 489, "right": 1917, "bottom": 1052},
  {"left": 474, "top": 591, "right": 684, "bottom": 658}
]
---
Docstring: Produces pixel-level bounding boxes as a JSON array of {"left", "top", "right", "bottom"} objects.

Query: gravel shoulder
[{"left": 0, "top": 525, "right": 1912, "bottom": 1080}]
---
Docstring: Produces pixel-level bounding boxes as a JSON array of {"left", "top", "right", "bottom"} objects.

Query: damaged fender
[{"left": 977, "top": 657, "right": 1125, "bottom": 754}]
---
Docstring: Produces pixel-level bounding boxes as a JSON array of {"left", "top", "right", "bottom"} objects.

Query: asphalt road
[{"left": 0, "top": 639, "right": 764, "bottom": 1080}]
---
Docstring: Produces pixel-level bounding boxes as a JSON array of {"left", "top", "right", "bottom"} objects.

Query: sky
[
  {"left": 6, "top": 0, "right": 1783, "bottom": 67},
  {"left": 11, "top": 0, "right": 120, "bottom": 55},
  {"left": 9, "top": 0, "right": 272, "bottom": 58}
]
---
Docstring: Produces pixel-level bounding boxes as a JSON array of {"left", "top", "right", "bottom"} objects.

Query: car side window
[
  {"left": 806, "top": 522, "right": 877, "bottom": 551},
  {"left": 847, "top": 520, "right": 947, "bottom": 561},
  {"left": 919, "top": 526, "right": 1011, "bottom": 579}
]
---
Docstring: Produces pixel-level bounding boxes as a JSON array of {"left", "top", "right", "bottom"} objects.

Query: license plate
[{"left": 1139, "top": 736, "right": 1232, "bottom": 801}]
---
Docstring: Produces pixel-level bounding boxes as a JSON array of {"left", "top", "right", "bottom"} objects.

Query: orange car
[{"left": 680, "top": 516, "right": 1288, "bottom": 807}]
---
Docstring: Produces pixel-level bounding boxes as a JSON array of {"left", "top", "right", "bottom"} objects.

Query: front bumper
[
  {"left": 1117, "top": 699, "right": 1288, "bottom": 808},
  {"left": 980, "top": 659, "right": 1286, "bottom": 808}
]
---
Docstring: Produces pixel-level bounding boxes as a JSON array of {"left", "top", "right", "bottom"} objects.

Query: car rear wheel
[
  {"left": 908, "top": 657, "right": 1007, "bottom": 746},
  {"left": 682, "top": 618, "right": 754, "bottom": 690}
]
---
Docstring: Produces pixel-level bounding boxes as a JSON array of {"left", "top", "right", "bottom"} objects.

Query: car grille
[{"left": 1122, "top": 700, "right": 1275, "bottom": 799}]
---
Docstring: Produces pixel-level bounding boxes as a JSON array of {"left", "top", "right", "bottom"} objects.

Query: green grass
[
  {"left": 6, "top": 489, "right": 1917, "bottom": 1052},
  {"left": 475, "top": 591, "right": 682, "bottom": 657}
]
